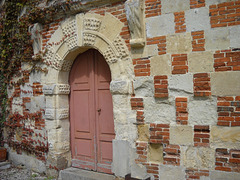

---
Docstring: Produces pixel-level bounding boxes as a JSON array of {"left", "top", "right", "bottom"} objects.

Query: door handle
[{"left": 97, "top": 108, "right": 101, "bottom": 113}]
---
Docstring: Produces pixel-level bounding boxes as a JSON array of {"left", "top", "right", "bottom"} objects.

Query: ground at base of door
[
  {"left": 59, "top": 167, "right": 116, "bottom": 180},
  {"left": 0, "top": 162, "right": 54, "bottom": 180}
]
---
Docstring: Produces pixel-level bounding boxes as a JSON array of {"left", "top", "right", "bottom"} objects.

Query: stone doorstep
[
  {"left": 59, "top": 168, "right": 115, "bottom": 180},
  {"left": 0, "top": 161, "right": 11, "bottom": 170}
]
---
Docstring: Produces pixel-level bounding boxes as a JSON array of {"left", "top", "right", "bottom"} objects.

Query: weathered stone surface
[
  {"left": 209, "top": 170, "right": 240, "bottom": 180},
  {"left": 110, "top": 80, "right": 130, "bottom": 95},
  {"left": 30, "top": 23, "right": 42, "bottom": 55},
  {"left": 137, "top": 124, "right": 149, "bottom": 141},
  {"left": 133, "top": 77, "right": 154, "bottom": 97},
  {"left": 181, "top": 146, "right": 215, "bottom": 169},
  {"left": 206, "top": 0, "right": 236, "bottom": 6},
  {"left": 166, "top": 33, "right": 192, "bottom": 54},
  {"left": 210, "top": 126, "right": 240, "bottom": 149},
  {"left": 185, "top": 7, "right": 211, "bottom": 32},
  {"left": 8, "top": 150, "right": 46, "bottom": 173},
  {"left": 146, "top": 13, "right": 174, "bottom": 37},
  {"left": 188, "top": 97, "right": 217, "bottom": 125},
  {"left": 144, "top": 97, "right": 176, "bottom": 124},
  {"left": 188, "top": 52, "right": 214, "bottom": 73},
  {"left": 159, "top": 165, "right": 185, "bottom": 180},
  {"left": 12, "top": 98, "right": 23, "bottom": 115},
  {"left": 30, "top": 96, "right": 45, "bottom": 113},
  {"left": 168, "top": 74, "right": 193, "bottom": 94},
  {"left": 170, "top": 125, "right": 194, "bottom": 145},
  {"left": 112, "top": 140, "right": 130, "bottom": 177},
  {"left": 205, "top": 28, "right": 230, "bottom": 51},
  {"left": 125, "top": 0, "right": 145, "bottom": 47},
  {"left": 99, "top": 13, "right": 123, "bottom": 42},
  {"left": 148, "top": 144, "right": 163, "bottom": 163},
  {"left": 161, "top": 0, "right": 190, "bottom": 14},
  {"left": 229, "top": 26, "right": 240, "bottom": 48},
  {"left": 211, "top": 71, "right": 240, "bottom": 96},
  {"left": 131, "top": 44, "right": 158, "bottom": 59},
  {"left": 150, "top": 54, "right": 171, "bottom": 75}
]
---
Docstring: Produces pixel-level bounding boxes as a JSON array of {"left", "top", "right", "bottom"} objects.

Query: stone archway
[{"left": 41, "top": 12, "right": 135, "bottom": 175}]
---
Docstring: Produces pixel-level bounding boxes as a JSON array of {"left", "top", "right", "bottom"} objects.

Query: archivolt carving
[
  {"left": 44, "top": 46, "right": 63, "bottom": 70},
  {"left": 84, "top": 18, "right": 101, "bottom": 31},
  {"left": 61, "top": 59, "right": 75, "bottom": 72},
  {"left": 62, "top": 20, "right": 76, "bottom": 37},
  {"left": 83, "top": 32, "right": 97, "bottom": 46},
  {"left": 103, "top": 46, "right": 117, "bottom": 64},
  {"left": 44, "top": 13, "right": 132, "bottom": 75},
  {"left": 113, "top": 36, "right": 128, "bottom": 58}
]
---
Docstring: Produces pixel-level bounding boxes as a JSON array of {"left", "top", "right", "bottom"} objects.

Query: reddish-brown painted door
[{"left": 70, "top": 49, "right": 115, "bottom": 174}]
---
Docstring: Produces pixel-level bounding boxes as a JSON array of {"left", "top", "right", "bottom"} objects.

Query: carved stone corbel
[{"left": 125, "top": 0, "right": 146, "bottom": 48}]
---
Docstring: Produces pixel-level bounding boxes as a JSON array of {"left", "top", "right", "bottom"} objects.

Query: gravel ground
[{"left": 0, "top": 162, "right": 56, "bottom": 180}]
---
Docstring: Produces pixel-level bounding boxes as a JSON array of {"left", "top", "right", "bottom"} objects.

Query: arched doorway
[{"left": 69, "top": 49, "right": 115, "bottom": 174}]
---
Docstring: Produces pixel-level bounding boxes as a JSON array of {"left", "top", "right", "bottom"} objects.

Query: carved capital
[{"left": 43, "top": 84, "right": 70, "bottom": 95}]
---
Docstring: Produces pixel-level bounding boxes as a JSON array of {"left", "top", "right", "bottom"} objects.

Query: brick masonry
[
  {"left": 154, "top": 75, "right": 168, "bottom": 98},
  {"left": 133, "top": 57, "right": 150, "bottom": 77},
  {"left": 147, "top": 36, "right": 166, "bottom": 55},
  {"left": 174, "top": 12, "right": 186, "bottom": 33},
  {"left": 209, "top": 1, "right": 240, "bottom": 28},
  {"left": 193, "top": 73, "right": 211, "bottom": 97},
  {"left": 214, "top": 49, "right": 240, "bottom": 72},
  {"left": 149, "top": 123, "right": 169, "bottom": 145},
  {"left": 145, "top": 0, "right": 161, "bottom": 18},
  {"left": 130, "top": 98, "right": 144, "bottom": 110},
  {"left": 194, "top": 125, "right": 210, "bottom": 147},
  {"left": 171, "top": 54, "right": 188, "bottom": 74},
  {"left": 190, "top": 0, "right": 206, "bottom": 9},
  {"left": 217, "top": 96, "right": 240, "bottom": 126},
  {"left": 191, "top": 31, "right": 205, "bottom": 52},
  {"left": 175, "top": 97, "right": 188, "bottom": 125},
  {"left": 163, "top": 145, "right": 180, "bottom": 166},
  {"left": 185, "top": 168, "right": 209, "bottom": 180},
  {"left": 215, "top": 148, "right": 240, "bottom": 172}
]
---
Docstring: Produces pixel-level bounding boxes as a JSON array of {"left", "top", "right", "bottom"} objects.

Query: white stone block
[
  {"left": 186, "top": 7, "right": 211, "bottom": 32},
  {"left": 150, "top": 54, "right": 172, "bottom": 75},
  {"left": 133, "top": 76, "right": 154, "bottom": 97},
  {"left": 229, "top": 26, "right": 240, "bottom": 48},
  {"left": 188, "top": 97, "right": 218, "bottom": 125},
  {"left": 205, "top": 28, "right": 230, "bottom": 51},
  {"left": 146, "top": 13, "right": 174, "bottom": 37}
]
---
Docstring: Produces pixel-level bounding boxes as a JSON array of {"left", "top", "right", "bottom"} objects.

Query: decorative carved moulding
[
  {"left": 125, "top": 0, "right": 146, "bottom": 48},
  {"left": 43, "top": 84, "right": 70, "bottom": 95},
  {"left": 45, "top": 108, "right": 69, "bottom": 120}
]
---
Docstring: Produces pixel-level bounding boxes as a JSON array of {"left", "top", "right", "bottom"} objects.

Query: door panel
[{"left": 70, "top": 49, "right": 115, "bottom": 174}]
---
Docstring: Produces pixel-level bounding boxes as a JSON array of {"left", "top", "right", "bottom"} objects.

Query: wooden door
[{"left": 70, "top": 49, "right": 115, "bottom": 174}]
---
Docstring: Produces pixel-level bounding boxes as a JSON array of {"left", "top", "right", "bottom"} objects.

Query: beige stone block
[
  {"left": 150, "top": 54, "right": 171, "bottom": 75},
  {"left": 188, "top": 52, "right": 214, "bottom": 73},
  {"left": 57, "top": 42, "right": 70, "bottom": 60},
  {"left": 76, "top": 13, "right": 84, "bottom": 47},
  {"left": 182, "top": 146, "right": 215, "bottom": 170},
  {"left": 211, "top": 71, "right": 240, "bottom": 96},
  {"left": 148, "top": 144, "right": 163, "bottom": 163},
  {"left": 166, "top": 33, "right": 192, "bottom": 54},
  {"left": 137, "top": 124, "right": 149, "bottom": 141},
  {"left": 210, "top": 126, "right": 240, "bottom": 149},
  {"left": 94, "top": 36, "right": 109, "bottom": 54},
  {"left": 99, "top": 13, "right": 123, "bottom": 42},
  {"left": 170, "top": 125, "right": 193, "bottom": 145},
  {"left": 131, "top": 44, "right": 158, "bottom": 59},
  {"left": 48, "top": 27, "right": 65, "bottom": 53}
]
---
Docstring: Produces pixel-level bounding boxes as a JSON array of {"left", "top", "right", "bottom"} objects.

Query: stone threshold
[{"left": 58, "top": 167, "right": 115, "bottom": 180}]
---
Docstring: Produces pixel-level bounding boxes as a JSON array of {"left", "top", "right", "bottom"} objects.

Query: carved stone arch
[
  {"left": 43, "top": 12, "right": 134, "bottom": 82},
  {"left": 42, "top": 12, "right": 136, "bottom": 176}
]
